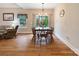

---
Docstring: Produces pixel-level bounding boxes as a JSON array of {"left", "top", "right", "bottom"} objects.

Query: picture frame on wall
[
  {"left": 60, "top": 9, "right": 65, "bottom": 17},
  {"left": 17, "top": 14, "right": 28, "bottom": 26},
  {"left": 3, "top": 13, "right": 14, "bottom": 21}
]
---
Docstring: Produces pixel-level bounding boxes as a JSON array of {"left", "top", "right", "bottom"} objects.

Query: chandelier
[{"left": 38, "top": 3, "right": 47, "bottom": 16}]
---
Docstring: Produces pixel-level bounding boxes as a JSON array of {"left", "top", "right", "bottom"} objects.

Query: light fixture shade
[
  {"left": 38, "top": 3, "right": 48, "bottom": 16},
  {"left": 45, "top": 13, "right": 48, "bottom": 16}
]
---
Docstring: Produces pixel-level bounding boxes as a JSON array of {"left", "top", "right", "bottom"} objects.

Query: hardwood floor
[{"left": 0, "top": 34, "right": 77, "bottom": 56}]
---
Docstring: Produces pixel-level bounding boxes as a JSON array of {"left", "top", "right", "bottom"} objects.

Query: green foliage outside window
[{"left": 36, "top": 16, "right": 48, "bottom": 27}]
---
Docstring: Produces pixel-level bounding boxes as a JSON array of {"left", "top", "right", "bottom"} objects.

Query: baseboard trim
[
  {"left": 54, "top": 33, "right": 79, "bottom": 56},
  {"left": 17, "top": 33, "right": 32, "bottom": 35}
]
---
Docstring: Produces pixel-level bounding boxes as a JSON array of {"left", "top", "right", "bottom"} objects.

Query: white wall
[
  {"left": 0, "top": 8, "right": 54, "bottom": 33},
  {"left": 54, "top": 3, "right": 79, "bottom": 55}
]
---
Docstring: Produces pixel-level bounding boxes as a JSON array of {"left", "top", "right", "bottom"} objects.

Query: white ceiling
[
  {"left": 0, "top": 3, "right": 19, "bottom": 8},
  {"left": 0, "top": 3, "right": 58, "bottom": 9}
]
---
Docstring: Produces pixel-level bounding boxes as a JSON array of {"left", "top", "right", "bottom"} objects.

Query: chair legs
[{"left": 32, "top": 35, "right": 53, "bottom": 45}]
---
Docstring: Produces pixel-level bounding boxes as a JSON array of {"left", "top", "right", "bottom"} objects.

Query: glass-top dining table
[{"left": 32, "top": 27, "right": 54, "bottom": 45}]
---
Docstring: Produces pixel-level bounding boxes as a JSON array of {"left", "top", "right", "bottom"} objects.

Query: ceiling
[{"left": 0, "top": 3, "right": 58, "bottom": 9}]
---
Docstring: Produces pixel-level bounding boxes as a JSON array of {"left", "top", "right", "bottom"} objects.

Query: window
[
  {"left": 17, "top": 14, "right": 28, "bottom": 27},
  {"left": 36, "top": 15, "right": 48, "bottom": 27}
]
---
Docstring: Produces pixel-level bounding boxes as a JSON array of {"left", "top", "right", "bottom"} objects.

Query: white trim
[{"left": 54, "top": 33, "right": 79, "bottom": 56}]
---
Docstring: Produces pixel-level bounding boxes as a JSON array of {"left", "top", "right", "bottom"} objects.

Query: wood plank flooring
[{"left": 0, "top": 34, "right": 77, "bottom": 56}]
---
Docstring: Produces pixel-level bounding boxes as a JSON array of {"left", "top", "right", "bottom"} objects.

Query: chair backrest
[
  {"left": 15, "top": 25, "right": 19, "bottom": 30},
  {"left": 32, "top": 27, "right": 36, "bottom": 35},
  {"left": 14, "top": 25, "right": 19, "bottom": 33},
  {"left": 12, "top": 25, "right": 19, "bottom": 36}
]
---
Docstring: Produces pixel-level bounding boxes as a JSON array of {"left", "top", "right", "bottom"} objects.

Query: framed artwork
[
  {"left": 3, "top": 13, "right": 14, "bottom": 21},
  {"left": 17, "top": 14, "right": 28, "bottom": 26},
  {"left": 60, "top": 9, "right": 65, "bottom": 17}
]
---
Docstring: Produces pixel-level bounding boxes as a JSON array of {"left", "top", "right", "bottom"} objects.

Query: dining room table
[{"left": 32, "top": 27, "right": 54, "bottom": 45}]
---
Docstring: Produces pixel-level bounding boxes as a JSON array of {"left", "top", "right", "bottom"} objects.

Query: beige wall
[
  {"left": 54, "top": 3, "right": 79, "bottom": 54},
  {"left": 0, "top": 8, "right": 54, "bottom": 33}
]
